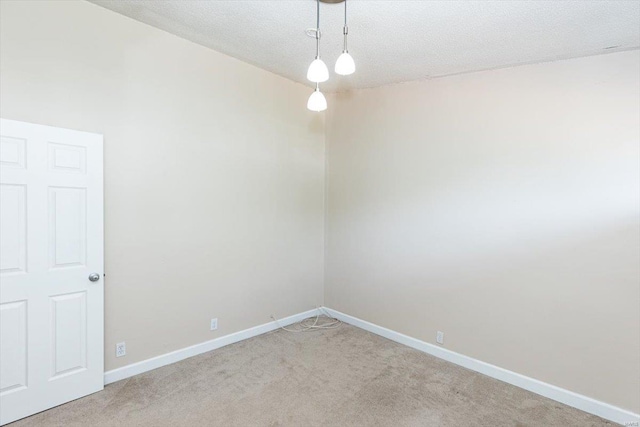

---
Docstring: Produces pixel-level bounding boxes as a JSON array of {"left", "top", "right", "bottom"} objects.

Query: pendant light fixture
[
  {"left": 307, "top": 0, "right": 329, "bottom": 83},
  {"left": 306, "top": 0, "right": 356, "bottom": 112},
  {"left": 307, "top": 83, "right": 327, "bottom": 112},
  {"left": 334, "top": 0, "right": 355, "bottom": 75}
]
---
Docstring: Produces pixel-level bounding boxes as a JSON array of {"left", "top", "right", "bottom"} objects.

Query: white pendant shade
[
  {"left": 307, "top": 88, "right": 327, "bottom": 112},
  {"left": 307, "top": 58, "right": 329, "bottom": 83},
  {"left": 335, "top": 52, "right": 356, "bottom": 75}
]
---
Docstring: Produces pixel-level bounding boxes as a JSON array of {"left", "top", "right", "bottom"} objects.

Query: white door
[{"left": 0, "top": 119, "right": 103, "bottom": 425}]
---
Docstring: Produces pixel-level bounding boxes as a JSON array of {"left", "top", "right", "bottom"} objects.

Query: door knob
[{"left": 88, "top": 273, "right": 101, "bottom": 282}]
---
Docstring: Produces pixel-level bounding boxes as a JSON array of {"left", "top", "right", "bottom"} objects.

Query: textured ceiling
[{"left": 90, "top": 0, "right": 640, "bottom": 92}]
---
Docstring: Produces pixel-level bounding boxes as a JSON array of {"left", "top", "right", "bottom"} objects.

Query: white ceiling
[{"left": 91, "top": 0, "right": 640, "bottom": 92}]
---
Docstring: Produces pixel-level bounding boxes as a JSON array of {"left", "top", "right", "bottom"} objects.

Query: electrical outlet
[
  {"left": 436, "top": 331, "right": 444, "bottom": 345},
  {"left": 210, "top": 318, "right": 218, "bottom": 331},
  {"left": 116, "top": 342, "right": 126, "bottom": 357}
]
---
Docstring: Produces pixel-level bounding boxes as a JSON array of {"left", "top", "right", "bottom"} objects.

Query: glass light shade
[
  {"left": 307, "top": 88, "right": 327, "bottom": 112},
  {"left": 307, "top": 58, "right": 329, "bottom": 83},
  {"left": 335, "top": 52, "right": 355, "bottom": 75}
]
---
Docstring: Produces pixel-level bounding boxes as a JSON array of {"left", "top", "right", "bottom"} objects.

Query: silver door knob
[{"left": 88, "top": 273, "right": 101, "bottom": 282}]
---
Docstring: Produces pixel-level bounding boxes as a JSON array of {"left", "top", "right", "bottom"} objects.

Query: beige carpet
[{"left": 11, "top": 320, "right": 611, "bottom": 426}]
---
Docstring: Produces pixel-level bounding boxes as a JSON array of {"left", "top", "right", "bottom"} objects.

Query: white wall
[
  {"left": 325, "top": 51, "right": 640, "bottom": 413},
  {"left": 0, "top": 0, "right": 325, "bottom": 371}
]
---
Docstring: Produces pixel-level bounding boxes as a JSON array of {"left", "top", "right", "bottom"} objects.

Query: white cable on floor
[{"left": 271, "top": 307, "right": 342, "bottom": 332}]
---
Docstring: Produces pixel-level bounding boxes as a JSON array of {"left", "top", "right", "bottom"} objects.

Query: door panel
[
  {"left": 0, "top": 118, "right": 103, "bottom": 425},
  {"left": 49, "top": 187, "right": 87, "bottom": 269},
  {"left": 0, "top": 300, "right": 28, "bottom": 394},
  {"left": 50, "top": 292, "right": 87, "bottom": 379},
  {"left": 48, "top": 143, "right": 86, "bottom": 174},
  {"left": 0, "top": 184, "right": 27, "bottom": 275},
  {"left": 0, "top": 136, "right": 26, "bottom": 170}
]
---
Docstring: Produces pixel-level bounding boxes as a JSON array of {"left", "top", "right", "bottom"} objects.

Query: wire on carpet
[{"left": 271, "top": 307, "right": 342, "bottom": 332}]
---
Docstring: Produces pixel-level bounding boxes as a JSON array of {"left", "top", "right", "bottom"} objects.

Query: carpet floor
[{"left": 11, "top": 320, "right": 611, "bottom": 426}]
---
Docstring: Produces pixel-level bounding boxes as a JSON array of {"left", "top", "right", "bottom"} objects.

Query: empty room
[{"left": 0, "top": 0, "right": 638, "bottom": 425}]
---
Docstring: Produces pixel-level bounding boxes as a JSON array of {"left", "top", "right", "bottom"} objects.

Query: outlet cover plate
[{"left": 116, "top": 342, "right": 126, "bottom": 357}]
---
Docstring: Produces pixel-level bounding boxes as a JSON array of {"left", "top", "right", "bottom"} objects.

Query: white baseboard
[
  {"left": 322, "top": 307, "right": 640, "bottom": 426},
  {"left": 104, "top": 308, "right": 320, "bottom": 385}
]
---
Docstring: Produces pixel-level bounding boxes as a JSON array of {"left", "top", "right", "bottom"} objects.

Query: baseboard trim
[
  {"left": 104, "top": 308, "right": 320, "bottom": 385},
  {"left": 322, "top": 307, "right": 639, "bottom": 426}
]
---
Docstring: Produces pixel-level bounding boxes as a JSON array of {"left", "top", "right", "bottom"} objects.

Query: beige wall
[
  {"left": 0, "top": 0, "right": 325, "bottom": 371},
  {"left": 325, "top": 51, "right": 640, "bottom": 412},
  {"left": 2, "top": 0, "right": 638, "bottom": 414}
]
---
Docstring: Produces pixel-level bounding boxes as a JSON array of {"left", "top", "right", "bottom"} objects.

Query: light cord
[
  {"left": 316, "top": 0, "right": 321, "bottom": 58},
  {"left": 345, "top": 0, "right": 347, "bottom": 25},
  {"left": 343, "top": 0, "right": 348, "bottom": 52},
  {"left": 271, "top": 307, "right": 342, "bottom": 333}
]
